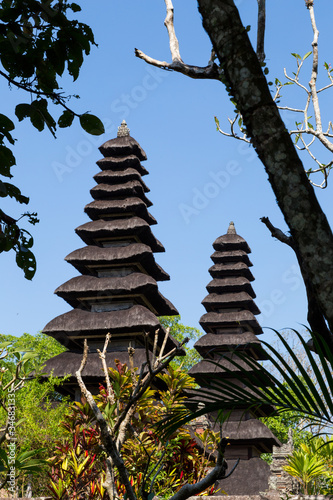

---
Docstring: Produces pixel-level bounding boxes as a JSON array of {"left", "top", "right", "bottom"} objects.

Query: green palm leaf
[{"left": 158, "top": 329, "right": 333, "bottom": 438}]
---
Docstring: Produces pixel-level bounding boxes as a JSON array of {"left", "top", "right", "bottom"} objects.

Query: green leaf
[
  {"left": 0, "top": 341, "right": 13, "bottom": 350},
  {"left": 58, "top": 110, "right": 75, "bottom": 128},
  {"left": 0, "top": 448, "right": 8, "bottom": 468},
  {"left": 0, "top": 114, "right": 14, "bottom": 132},
  {"left": 70, "top": 3, "right": 81, "bottom": 12},
  {"left": 16, "top": 247, "right": 36, "bottom": 280},
  {"left": 15, "top": 103, "right": 33, "bottom": 122},
  {"left": 79, "top": 113, "right": 104, "bottom": 135},
  {"left": 0, "top": 114, "right": 15, "bottom": 145},
  {"left": 0, "top": 182, "right": 29, "bottom": 204},
  {"left": 291, "top": 53, "right": 301, "bottom": 59},
  {"left": 303, "top": 51, "right": 312, "bottom": 60},
  {"left": 0, "top": 145, "right": 15, "bottom": 177},
  {"left": 31, "top": 99, "right": 56, "bottom": 136},
  {"left": 21, "top": 351, "right": 39, "bottom": 362}
]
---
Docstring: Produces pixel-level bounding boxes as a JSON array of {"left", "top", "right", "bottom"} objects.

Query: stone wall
[{"left": 268, "top": 429, "right": 300, "bottom": 494}]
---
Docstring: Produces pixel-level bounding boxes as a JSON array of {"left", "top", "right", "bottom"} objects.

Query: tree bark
[{"left": 197, "top": 0, "right": 333, "bottom": 347}]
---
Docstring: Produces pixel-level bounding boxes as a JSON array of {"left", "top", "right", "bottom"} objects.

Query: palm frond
[{"left": 158, "top": 329, "right": 333, "bottom": 439}]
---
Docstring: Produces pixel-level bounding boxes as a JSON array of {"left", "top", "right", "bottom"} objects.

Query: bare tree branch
[
  {"left": 113, "top": 336, "right": 187, "bottom": 435},
  {"left": 75, "top": 340, "right": 137, "bottom": 500},
  {"left": 165, "top": 0, "right": 182, "bottom": 62},
  {"left": 260, "top": 216, "right": 294, "bottom": 248},
  {"left": 0, "top": 69, "right": 80, "bottom": 117},
  {"left": 214, "top": 114, "right": 250, "bottom": 143},
  {"left": 261, "top": 217, "right": 333, "bottom": 351},
  {"left": 169, "top": 440, "right": 229, "bottom": 500},
  {"left": 134, "top": 0, "right": 220, "bottom": 80},
  {"left": 97, "top": 333, "right": 115, "bottom": 405},
  {"left": 256, "top": 0, "right": 266, "bottom": 63},
  {"left": 208, "top": 1, "right": 333, "bottom": 189}
]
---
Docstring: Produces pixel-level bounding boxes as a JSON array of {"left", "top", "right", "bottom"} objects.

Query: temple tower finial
[
  {"left": 227, "top": 221, "right": 236, "bottom": 234},
  {"left": 117, "top": 120, "right": 130, "bottom": 137}
]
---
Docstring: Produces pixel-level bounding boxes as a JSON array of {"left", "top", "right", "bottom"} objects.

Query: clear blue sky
[{"left": 1, "top": 0, "right": 333, "bottom": 346}]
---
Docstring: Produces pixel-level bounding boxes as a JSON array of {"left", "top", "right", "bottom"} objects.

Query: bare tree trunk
[{"left": 197, "top": 0, "right": 333, "bottom": 348}]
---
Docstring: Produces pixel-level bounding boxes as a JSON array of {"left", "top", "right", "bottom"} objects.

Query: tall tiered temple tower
[
  {"left": 189, "top": 222, "right": 280, "bottom": 495},
  {"left": 42, "top": 121, "right": 182, "bottom": 399}
]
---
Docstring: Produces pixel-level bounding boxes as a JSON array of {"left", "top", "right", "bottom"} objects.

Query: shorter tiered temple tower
[
  {"left": 189, "top": 222, "right": 280, "bottom": 495},
  {"left": 42, "top": 121, "right": 182, "bottom": 399}
]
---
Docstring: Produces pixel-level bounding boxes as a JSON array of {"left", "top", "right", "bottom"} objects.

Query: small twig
[
  {"left": 128, "top": 345, "right": 137, "bottom": 388},
  {"left": 97, "top": 333, "right": 115, "bottom": 405},
  {"left": 215, "top": 114, "right": 251, "bottom": 144},
  {"left": 260, "top": 217, "right": 294, "bottom": 248},
  {"left": 144, "top": 332, "right": 154, "bottom": 378},
  {"left": 0, "top": 70, "right": 79, "bottom": 116},
  {"left": 277, "top": 106, "right": 303, "bottom": 113},
  {"left": 152, "top": 329, "right": 159, "bottom": 367},
  {"left": 165, "top": 0, "right": 182, "bottom": 63},
  {"left": 155, "top": 327, "right": 170, "bottom": 368},
  {"left": 308, "top": 2, "right": 321, "bottom": 133},
  {"left": 284, "top": 67, "right": 309, "bottom": 93},
  {"left": 113, "top": 338, "right": 188, "bottom": 435}
]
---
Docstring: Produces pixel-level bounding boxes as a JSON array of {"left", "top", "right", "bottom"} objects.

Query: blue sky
[{"left": 1, "top": 0, "right": 333, "bottom": 347}]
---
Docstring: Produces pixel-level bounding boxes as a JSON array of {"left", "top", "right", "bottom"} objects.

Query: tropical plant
[
  {"left": 283, "top": 436, "right": 333, "bottom": 494},
  {"left": 0, "top": 332, "right": 69, "bottom": 496},
  {"left": 158, "top": 329, "right": 333, "bottom": 444},
  {"left": 0, "top": 340, "right": 47, "bottom": 493},
  {"left": 47, "top": 358, "right": 220, "bottom": 500},
  {"left": 48, "top": 406, "right": 107, "bottom": 500}
]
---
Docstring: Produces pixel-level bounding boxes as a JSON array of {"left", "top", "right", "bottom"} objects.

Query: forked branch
[{"left": 134, "top": 0, "right": 220, "bottom": 80}]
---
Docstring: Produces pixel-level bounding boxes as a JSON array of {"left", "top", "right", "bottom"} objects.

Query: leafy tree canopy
[
  {"left": 159, "top": 316, "right": 202, "bottom": 370},
  {"left": 0, "top": 332, "right": 69, "bottom": 495},
  {"left": 0, "top": 331, "right": 66, "bottom": 369},
  {"left": 0, "top": 0, "right": 104, "bottom": 279}
]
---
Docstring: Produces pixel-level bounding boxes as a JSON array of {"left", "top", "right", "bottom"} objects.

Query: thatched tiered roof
[
  {"left": 189, "top": 221, "right": 280, "bottom": 494},
  {"left": 42, "top": 121, "right": 181, "bottom": 398}
]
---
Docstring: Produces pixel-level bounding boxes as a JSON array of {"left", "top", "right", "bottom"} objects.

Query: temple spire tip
[
  {"left": 227, "top": 221, "right": 236, "bottom": 234},
  {"left": 117, "top": 120, "right": 130, "bottom": 137}
]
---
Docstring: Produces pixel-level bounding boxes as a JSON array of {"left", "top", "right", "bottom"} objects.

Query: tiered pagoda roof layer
[
  {"left": 189, "top": 222, "right": 280, "bottom": 495},
  {"left": 42, "top": 121, "right": 181, "bottom": 398}
]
